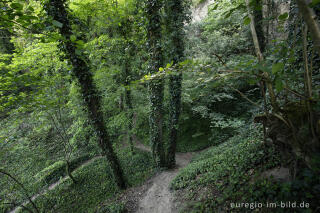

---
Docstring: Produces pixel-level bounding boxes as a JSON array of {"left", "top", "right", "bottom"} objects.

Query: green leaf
[
  {"left": 211, "top": 4, "right": 219, "bottom": 10},
  {"left": 275, "top": 78, "right": 283, "bottom": 92},
  {"left": 75, "top": 49, "right": 82, "bottom": 55},
  {"left": 272, "top": 62, "right": 284, "bottom": 74},
  {"left": 224, "top": 11, "right": 232, "bottom": 19},
  {"left": 243, "top": 16, "right": 251, "bottom": 25},
  {"left": 10, "top": 3, "right": 23, "bottom": 10},
  {"left": 309, "top": 0, "right": 320, "bottom": 7},
  {"left": 70, "top": 35, "right": 77, "bottom": 42},
  {"left": 75, "top": 40, "right": 84, "bottom": 45},
  {"left": 52, "top": 20, "right": 63, "bottom": 28},
  {"left": 19, "top": 15, "right": 37, "bottom": 21},
  {"left": 248, "top": 78, "right": 258, "bottom": 85},
  {"left": 278, "top": 12, "right": 288, "bottom": 21},
  {"left": 27, "top": 6, "right": 34, "bottom": 12}
]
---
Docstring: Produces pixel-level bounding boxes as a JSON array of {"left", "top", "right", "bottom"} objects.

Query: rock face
[
  {"left": 263, "top": 0, "right": 291, "bottom": 42},
  {"left": 262, "top": 167, "right": 291, "bottom": 182},
  {"left": 191, "top": 0, "right": 215, "bottom": 23},
  {"left": 191, "top": 0, "right": 290, "bottom": 42}
]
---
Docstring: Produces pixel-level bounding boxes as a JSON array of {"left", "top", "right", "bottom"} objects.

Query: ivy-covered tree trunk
[
  {"left": 45, "top": 0, "right": 126, "bottom": 189},
  {"left": 145, "top": 0, "right": 166, "bottom": 167},
  {"left": 164, "top": 0, "right": 187, "bottom": 168}
]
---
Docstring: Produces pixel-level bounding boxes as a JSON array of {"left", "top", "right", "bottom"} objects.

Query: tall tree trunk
[
  {"left": 46, "top": 0, "right": 126, "bottom": 189},
  {"left": 145, "top": 0, "right": 166, "bottom": 167},
  {"left": 167, "top": 73, "right": 182, "bottom": 167},
  {"left": 296, "top": 0, "right": 320, "bottom": 57},
  {"left": 165, "top": 0, "right": 186, "bottom": 168}
]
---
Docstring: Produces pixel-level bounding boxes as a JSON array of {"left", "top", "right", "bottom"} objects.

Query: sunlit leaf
[{"left": 243, "top": 16, "right": 251, "bottom": 25}]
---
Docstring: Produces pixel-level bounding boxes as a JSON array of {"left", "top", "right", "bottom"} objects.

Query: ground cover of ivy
[
  {"left": 171, "top": 124, "right": 280, "bottom": 212},
  {"left": 171, "top": 124, "right": 320, "bottom": 212},
  {"left": 8, "top": 147, "right": 154, "bottom": 213}
]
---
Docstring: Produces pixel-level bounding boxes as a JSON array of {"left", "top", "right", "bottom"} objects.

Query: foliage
[
  {"left": 34, "top": 154, "right": 91, "bottom": 186},
  {"left": 171, "top": 124, "right": 281, "bottom": 212},
  {"left": 2, "top": 148, "right": 154, "bottom": 213},
  {"left": 1, "top": 0, "right": 319, "bottom": 211}
]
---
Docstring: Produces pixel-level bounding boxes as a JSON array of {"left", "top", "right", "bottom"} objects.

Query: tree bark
[
  {"left": 246, "top": 0, "right": 264, "bottom": 61},
  {"left": 46, "top": 0, "right": 126, "bottom": 189},
  {"left": 165, "top": 0, "right": 186, "bottom": 168},
  {"left": 253, "top": 0, "right": 266, "bottom": 52},
  {"left": 146, "top": 0, "right": 166, "bottom": 167}
]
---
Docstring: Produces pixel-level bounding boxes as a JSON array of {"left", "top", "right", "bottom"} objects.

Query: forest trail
[
  {"left": 134, "top": 142, "right": 195, "bottom": 213},
  {"left": 10, "top": 141, "right": 200, "bottom": 213},
  {"left": 9, "top": 156, "right": 103, "bottom": 213}
]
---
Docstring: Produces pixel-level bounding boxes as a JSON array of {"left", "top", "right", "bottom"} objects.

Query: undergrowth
[
  {"left": 171, "top": 124, "right": 320, "bottom": 212},
  {"left": 1, "top": 147, "right": 154, "bottom": 213}
]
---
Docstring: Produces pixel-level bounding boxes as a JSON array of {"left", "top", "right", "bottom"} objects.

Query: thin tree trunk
[
  {"left": 124, "top": 61, "right": 134, "bottom": 154},
  {"left": 246, "top": 0, "right": 264, "bottom": 61},
  {"left": 66, "top": 160, "right": 77, "bottom": 184},
  {"left": 126, "top": 89, "right": 134, "bottom": 154},
  {"left": 253, "top": 0, "right": 266, "bottom": 52},
  {"left": 46, "top": 0, "right": 126, "bottom": 189},
  {"left": 0, "top": 170, "right": 40, "bottom": 213},
  {"left": 302, "top": 25, "right": 316, "bottom": 139},
  {"left": 246, "top": 0, "right": 280, "bottom": 113},
  {"left": 296, "top": 0, "right": 320, "bottom": 56}
]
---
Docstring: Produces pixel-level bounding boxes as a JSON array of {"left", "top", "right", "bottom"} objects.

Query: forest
[{"left": 0, "top": 0, "right": 319, "bottom": 212}]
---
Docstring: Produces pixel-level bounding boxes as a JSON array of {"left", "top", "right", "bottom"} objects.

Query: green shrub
[
  {"left": 35, "top": 160, "right": 66, "bottom": 185},
  {"left": 35, "top": 154, "right": 92, "bottom": 186}
]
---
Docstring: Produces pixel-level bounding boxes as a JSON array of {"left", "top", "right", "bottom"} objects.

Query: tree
[
  {"left": 296, "top": 0, "right": 320, "bottom": 57},
  {"left": 164, "top": 0, "right": 189, "bottom": 168},
  {"left": 44, "top": 0, "right": 127, "bottom": 189},
  {"left": 145, "top": 0, "right": 166, "bottom": 167},
  {"left": 0, "top": 169, "right": 40, "bottom": 213}
]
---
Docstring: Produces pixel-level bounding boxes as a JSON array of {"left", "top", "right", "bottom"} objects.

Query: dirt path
[
  {"left": 135, "top": 144, "right": 194, "bottom": 213},
  {"left": 10, "top": 141, "right": 204, "bottom": 213}
]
